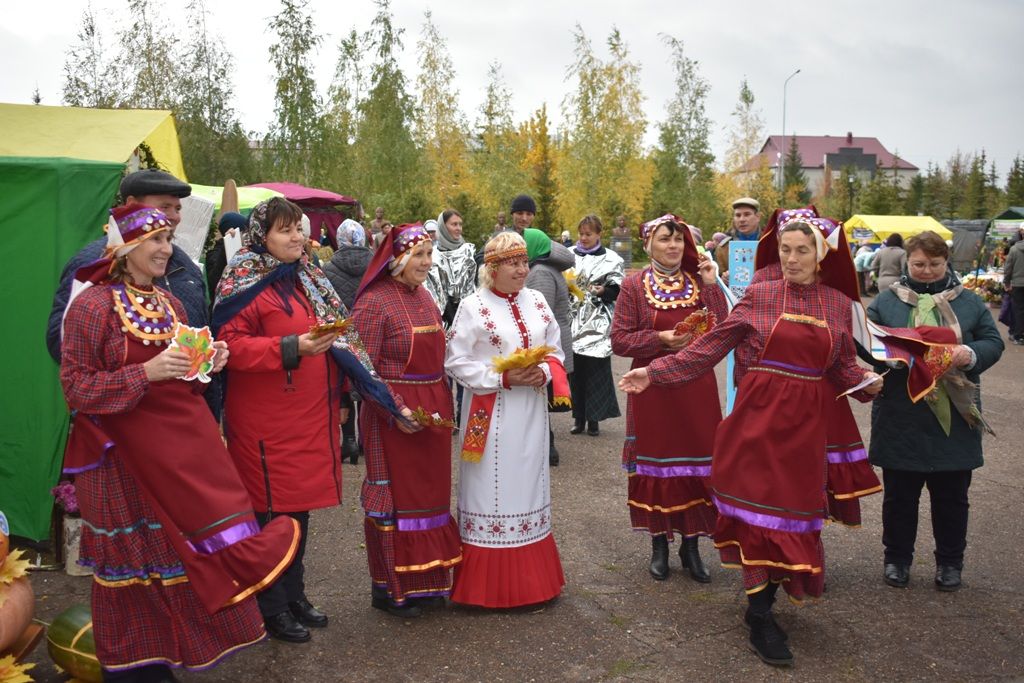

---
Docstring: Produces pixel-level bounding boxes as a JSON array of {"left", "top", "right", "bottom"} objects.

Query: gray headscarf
[{"left": 435, "top": 211, "right": 465, "bottom": 252}]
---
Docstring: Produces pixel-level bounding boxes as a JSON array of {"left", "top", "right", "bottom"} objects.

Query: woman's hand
[
  {"left": 298, "top": 332, "right": 336, "bottom": 357},
  {"left": 143, "top": 348, "right": 192, "bottom": 382},
  {"left": 395, "top": 407, "right": 422, "bottom": 434},
  {"left": 697, "top": 255, "right": 718, "bottom": 285},
  {"left": 590, "top": 284, "right": 605, "bottom": 296},
  {"left": 339, "top": 405, "right": 350, "bottom": 425},
  {"left": 658, "top": 329, "right": 689, "bottom": 350},
  {"left": 211, "top": 341, "right": 229, "bottom": 373},
  {"left": 506, "top": 366, "right": 547, "bottom": 387},
  {"left": 951, "top": 345, "right": 973, "bottom": 369},
  {"left": 619, "top": 368, "right": 651, "bottom": 394},
  {"left": 861, "top": 371, "right": 884, "bottom": 395}
]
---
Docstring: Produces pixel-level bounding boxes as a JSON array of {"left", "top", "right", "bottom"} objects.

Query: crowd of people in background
[{"left": 48, "top": 168, "right": 1008, "bottom": 680}]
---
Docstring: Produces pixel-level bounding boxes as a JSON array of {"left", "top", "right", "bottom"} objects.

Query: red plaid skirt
[{"left": 77, "top": 452, "right": 265, "bottom": 672}]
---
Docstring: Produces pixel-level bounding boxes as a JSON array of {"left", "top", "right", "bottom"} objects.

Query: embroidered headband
[
  {"left": 484, "top": 245, "right": 527, "bottom": 265},
  {"left": 105, "top": 204, "right": 172, "bottom": 261}
]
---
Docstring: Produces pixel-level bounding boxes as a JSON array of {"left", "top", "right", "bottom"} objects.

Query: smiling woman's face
[
  {"left": 124, "top": 230, "right": 174, "bottom": 284},
  {"left": 265, "top": 218, "right": 305, "bottom": 263},
  {"left": 778, "top": 228, "right": 818, "bottom": 285}
]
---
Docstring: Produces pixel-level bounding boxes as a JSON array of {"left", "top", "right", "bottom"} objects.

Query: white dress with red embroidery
[{"left": 445, "top": 287, "right": 566, "bottom": 607}]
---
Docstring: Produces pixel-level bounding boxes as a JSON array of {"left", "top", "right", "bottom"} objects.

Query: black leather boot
[
  {"left": 289, "top": 598, "right": 328, "bottom": 627},
  {"left": 586, "top": 420, "right": 599, "bottom": 436},
  {"left": 680, "top": 536, "right": 711, "bottom": 583},
  {"left": 342, "top": 437, "right": 361, "bottom": 465},
  {"left": 747, "top": 610, "right": 793, "bottom": 666},
  {"left": 649, "top": 535, "right": 669, "bottom": 580},
  {"left": 884, "top": 562, "right": 910, "bottom": 588},
  {"left": 570, "top": 419, "right": 585, "bottom": 434},
  {"left": 264, "top": 611, "right": 311, "bottom": 643},
  {"left": 935, "top": 565, "right": 962, "bottom": 591},
  {"left": 549, "top": 429, "right": 560, "bottom": 466}
]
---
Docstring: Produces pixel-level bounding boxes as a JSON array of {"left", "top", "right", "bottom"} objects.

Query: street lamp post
[{"left": 780, "top": 68, "right": 801, "bottom": 197}]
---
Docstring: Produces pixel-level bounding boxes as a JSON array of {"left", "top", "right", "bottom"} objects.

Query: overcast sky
[{"left": 2, "top": 0, "right": 1021, "bottom": 180}]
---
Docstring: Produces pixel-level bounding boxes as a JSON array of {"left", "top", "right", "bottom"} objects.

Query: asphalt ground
[{"left": 21, "top": 310, "right": 1024, "bottom": 682}]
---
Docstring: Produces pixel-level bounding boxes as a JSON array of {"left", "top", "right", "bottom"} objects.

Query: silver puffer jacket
[{"left": 570, "top": 248, "right": 625, "bottom": 358}]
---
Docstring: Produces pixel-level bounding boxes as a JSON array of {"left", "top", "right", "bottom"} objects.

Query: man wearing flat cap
[
  {"left": 46, "top": 169, "right": 215, "bottom": 411},
  {"left": 714, "top": 196, "right": 762, "bottom": 282}
]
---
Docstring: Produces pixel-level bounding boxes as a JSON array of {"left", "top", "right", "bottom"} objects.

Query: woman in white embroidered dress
[{"left": 445, "top": 232, "right": 567, "bottom": 608}]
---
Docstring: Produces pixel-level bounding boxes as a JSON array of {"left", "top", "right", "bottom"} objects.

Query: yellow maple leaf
[
  {"left": 0, "top": 654, "right": 35, "bottom": 683},
  {"left": 0, "top": 549, "right": 31, "bottom": 585},
  {"left": 492, "top": 346, "right": 557, "bottom": 372}
]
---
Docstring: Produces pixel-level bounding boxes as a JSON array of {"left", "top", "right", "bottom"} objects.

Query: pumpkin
[
  {"left": 0, "top": 511, "right": 9, "bottom": 562},
  {"left": 0, "top": 577, "right": 34, "bottom": 652},
  {"left": 46, "top": 604, "right": 101, "bottom": 683}
]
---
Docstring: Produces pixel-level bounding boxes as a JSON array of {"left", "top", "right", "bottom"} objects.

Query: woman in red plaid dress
[
  {"left": 60, "top": 205, "right": 300, "bottom": 682},
  {"left": 620, "top": 218, "right": 884, "bottom": 668},
  {"left": 351, "top": 224, "right": 462, "bottom": 617},
  {"left": 610, "top": 215, "right": 728, "bottom": 583}
]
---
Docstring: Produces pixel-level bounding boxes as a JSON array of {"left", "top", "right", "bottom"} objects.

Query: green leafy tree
[
  {"left": 116, "top": 0, "right": 181, "bottom": 109},
  {"left": 724, "top": 79, "right": 765, "bottom": 179},
  {"left": 175, "top": 0, "right": 255, "bottom": 184},
  {"left": 322, "top": 29, "right": 367, "bottom": 195},
  {"left": 62, "top": 3, "right": 122, "bottom": 107},
  {"left": 264, "top": 0, "right": 326, "bottom": 185},
  {"left": 351, "top": 0, "right": 425, "bottom": 220},
  {"left": 414, "top": 10, "right": 471, "bottom": 209},
  {"left": 903, "top": 174, "right": 925, "bottom": 215},
  {"left": 782, "top": 135, "right": 810, "bottom": 204},
  {"left": 648, "top": 35, "right": 719, "bottom": 229},
  {"left": 962, "top": 152, "right": 990, "bottom": 219},
  {"left": 557, "top": 26, "right": 648, "bottom": 230},
  {"left": 944, "top": 151, "right": 969, "bottom": 218},
  {"left": 468, "top": 61, "right": 528, "bottom": 237},
  {"left": 921, "top": 162, "right": 948, "bottom": 217},
  {"left": 521, "top": 104, "right": 559, "bottom": 235},
  {"left": 1005, "top": 154, "right": 1024, "bottom": 206}
]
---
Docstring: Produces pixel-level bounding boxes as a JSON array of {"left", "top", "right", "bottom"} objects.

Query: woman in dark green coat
[{"left": 867, "top": 231, "right": 1003, "bottom": 592}]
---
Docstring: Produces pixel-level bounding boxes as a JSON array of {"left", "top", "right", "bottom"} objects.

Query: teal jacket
[{"left": 866, "top": 284, "right": 1003, "bottom": 471}]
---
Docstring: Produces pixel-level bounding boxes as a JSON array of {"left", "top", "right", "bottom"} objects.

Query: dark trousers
[
  {"left": 1010, "top": 287, "right": 1024, "bottom": 339},
  {"left": 341, "top": 393, "right": 356, "bottom": 440},
  {"left": 255, "top": 510, "right": 310, "bottom": 616},
  {"left": 881, "top": 469, "right": 972, "bottom": 568}
]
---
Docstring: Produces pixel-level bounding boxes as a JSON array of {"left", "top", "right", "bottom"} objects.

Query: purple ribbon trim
[
  {"left": 826, "top": 447, "right": 868, "bottom": 464},
  {"left": 390, "top": 372, "right": 444, "bottom": 381},
  {"left": 397, "top": 512, "right": 451, "bottom": 532},
  {"left": 713, "top": 496, "right": 823, "bottom": 533},
  {"left": 759, "top": 359, "right": 823, "bottom": 376},
  {"left": 186, "top": 520, "right": 260, "bottom": 554},
  {"left": 62, "top": 439, "right": 115, "bottom": 475},
  {"left": 635, "top": 464, "right": 712, "bottom": 478}
]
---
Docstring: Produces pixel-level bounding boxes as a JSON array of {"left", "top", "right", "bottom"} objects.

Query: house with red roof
[{"left": 740, "top": 132, "right": 919, "bottom": 195}]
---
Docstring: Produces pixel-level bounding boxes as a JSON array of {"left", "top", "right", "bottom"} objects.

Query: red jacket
[{"left": 220, "top": 286, "right": 342, "bottom": 512}]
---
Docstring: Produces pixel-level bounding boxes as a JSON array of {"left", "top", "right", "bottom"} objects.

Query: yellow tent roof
[
  {"left": 844, "top": 215, "right": 952, "bottom": 242},
  {"left": 190, "top": 184, "right": 283, "bottom": 212},
  {"left": 0, "top": 103, "right": 186, "bottom": 181}
]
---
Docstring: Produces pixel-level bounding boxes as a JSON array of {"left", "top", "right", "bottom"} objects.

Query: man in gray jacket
[{"left": 1003, "top": 226, "right": 1024, "bottom": 345}]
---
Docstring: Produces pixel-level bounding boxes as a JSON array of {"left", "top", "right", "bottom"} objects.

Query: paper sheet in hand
[
  {"left": 836, "top": 370, "right": 888, "bottom": 399},
  {"left": 175, "top": 194, "right": 216, "bottom": 262},
  {"left": 224, "top": 228, "right": 243, "bottom": 261}
]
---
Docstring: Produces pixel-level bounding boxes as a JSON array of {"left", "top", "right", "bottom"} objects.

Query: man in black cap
[
  {"left": 509, "top": 194, "right": 537, "bottom": 234},
  {"left": 46, "top": 169, "right": 215, "bottom": 412}
]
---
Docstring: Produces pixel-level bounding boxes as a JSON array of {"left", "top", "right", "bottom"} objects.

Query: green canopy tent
[{"left": 0, "top": 103, "right": 186, "bottom": 541}]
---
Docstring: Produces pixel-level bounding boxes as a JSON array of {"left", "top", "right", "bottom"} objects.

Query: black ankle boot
[
  {"left": 570, "top": 419, "right": 585, "bottom": 435},
  {"left": 342, "top": 437, "right": 361, "bottom": 465},
  {"left": 680, "top": 536, "right": 711, "bottom": 583},
  {"left": 649, "top": 536, "right": 669, "bottom": 580},
  {"left": 586, "top": 420, "right": 599, "bottom": 436},
  {"left": 747, "top": 610, "right": 793, "bottom": 666}
]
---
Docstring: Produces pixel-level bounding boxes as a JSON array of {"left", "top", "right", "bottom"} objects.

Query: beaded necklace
[
  {"left": 111, "top": 282, "right": 178, "bottom": 345},
  {"left": 642, "top": 267, "right": 699, "bottom": 309}
]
